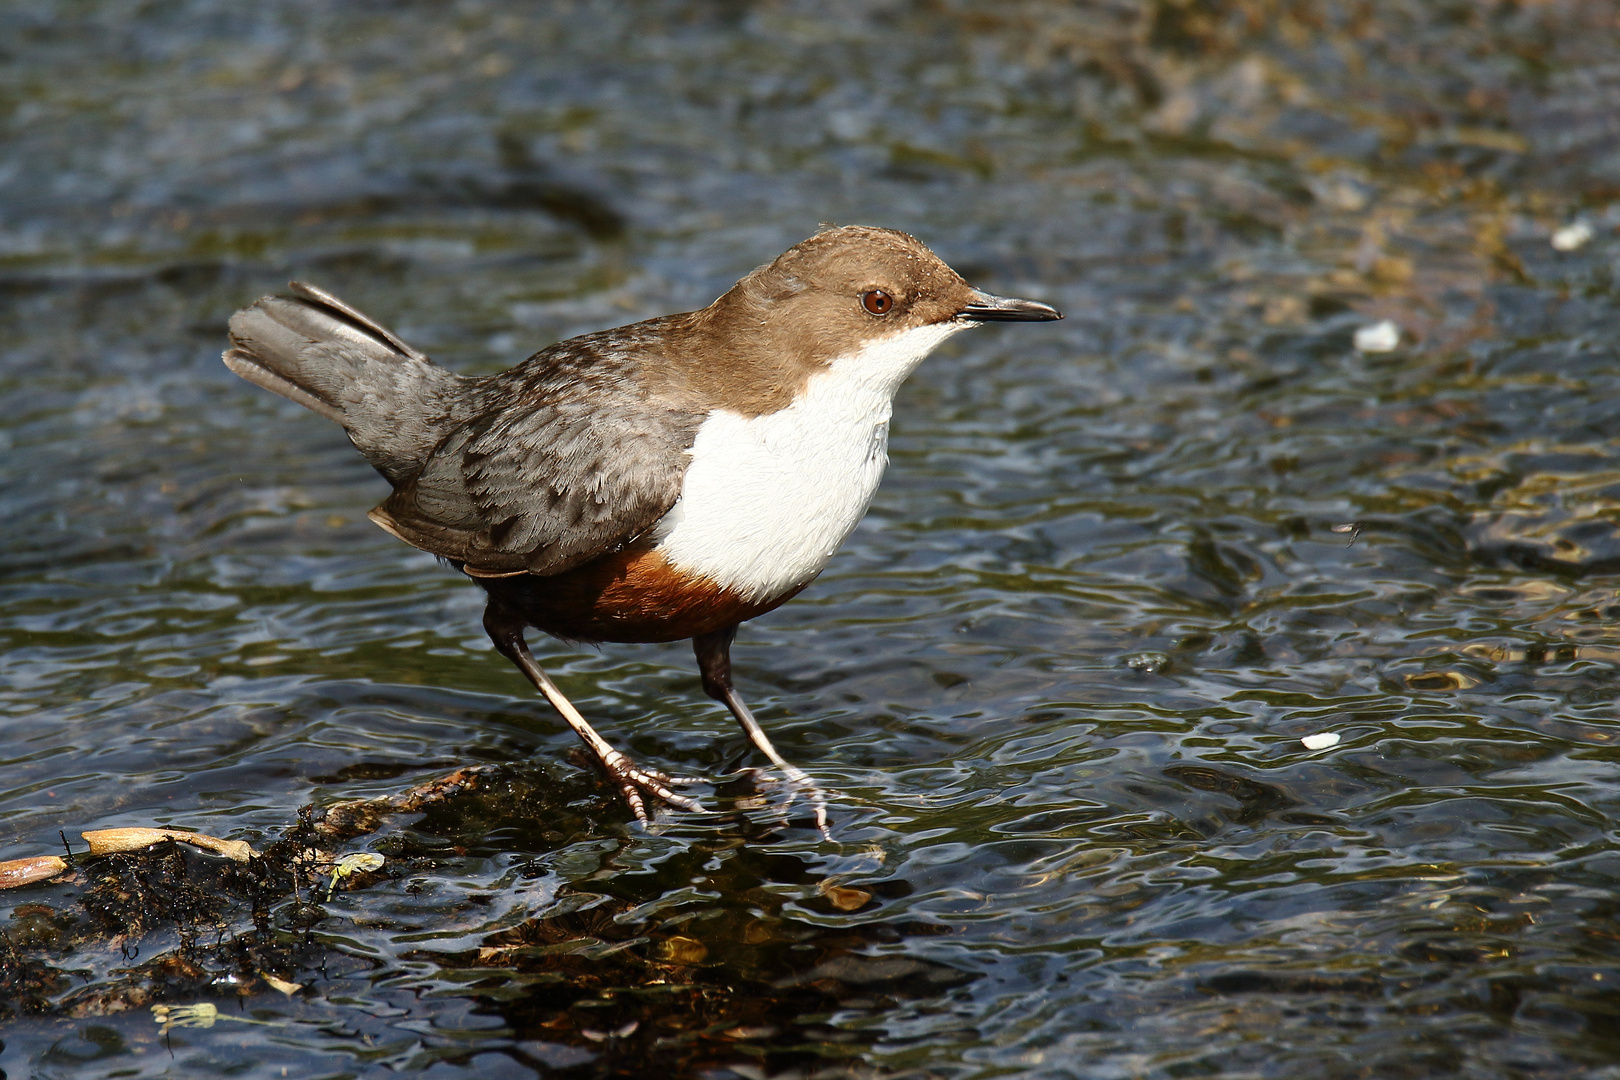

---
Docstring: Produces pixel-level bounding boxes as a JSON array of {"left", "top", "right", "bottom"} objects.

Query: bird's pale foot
[
  {"left": 598, "top": 749, "right": 706, "bottom": 824},
  {"left": 775, "top": 762, "right": 832, "bottom": 840},
  {"left": 737, "top": 763, "right": 830, "bottom": 839}
]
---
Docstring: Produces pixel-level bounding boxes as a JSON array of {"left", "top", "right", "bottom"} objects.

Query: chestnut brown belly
[{"left": 473, "top": 542, "right": 805, "bottom": 644}]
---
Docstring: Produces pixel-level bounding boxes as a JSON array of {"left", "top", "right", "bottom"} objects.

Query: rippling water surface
[{"left": 7, "top": 2, "right": 1620, "bottom": 1076}]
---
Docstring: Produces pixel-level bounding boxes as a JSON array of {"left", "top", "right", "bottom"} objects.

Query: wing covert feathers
[
  {"left": 371, "top": 355, "right": 702, "bottom": 577},
  {"left": 225, "top": 287, "right": 703, "bottom": 579}
]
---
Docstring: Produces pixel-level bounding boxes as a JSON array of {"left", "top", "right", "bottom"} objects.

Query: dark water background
[{"left": 7, "top": 1, "right": 1620, "bottom": 1076}]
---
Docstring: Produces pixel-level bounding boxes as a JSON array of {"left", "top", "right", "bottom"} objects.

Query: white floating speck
[
  {"left": 1353, "top": 320, "right": 1400, "bottom": 353},
  {"left": 1551, "top": 221, "right": 1593, "bottom": 252},
  {"left": 1301, "top": 731, "right": 1341, "bottom": 750}
]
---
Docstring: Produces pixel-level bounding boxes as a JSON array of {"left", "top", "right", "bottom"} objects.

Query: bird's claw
[
  {"left": 601, "top": 752, "right": 707, "bottom": 823},
  {"left": 598, "top": 752, "right": 828, "bottom": 838},
  {"left": 738, "top": 764, "right": 832, "bottom": 839},
  {"left": 776, "top": 762, "right": 832, "bottom": 840}
]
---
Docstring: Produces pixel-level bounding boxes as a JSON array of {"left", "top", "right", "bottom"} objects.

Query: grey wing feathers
[
  {"left": 224, "top": 282, "right": 465, "bottom": 485},
  {"left": 370, "top": 354, "right": 701, "bottom": 577},
  {"left": 226, "top": 288, "right": 700, "bottom": 578}
]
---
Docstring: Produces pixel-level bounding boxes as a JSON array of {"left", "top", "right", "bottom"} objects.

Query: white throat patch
[{"left": 654, "top": 320, "right": 969, "bottom": 602}]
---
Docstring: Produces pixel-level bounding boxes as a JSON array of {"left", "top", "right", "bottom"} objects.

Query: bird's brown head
[
  {"left": 683, "top": 225, "right": 1061, "bottom": 413},
  {"left": 724, "top": 225, "right": 1059, "bottom": 335}
]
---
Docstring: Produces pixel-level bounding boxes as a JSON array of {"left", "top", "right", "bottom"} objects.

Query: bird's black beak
[{"left": 958, "top": 291, "right": 1063, "bottom": 322}]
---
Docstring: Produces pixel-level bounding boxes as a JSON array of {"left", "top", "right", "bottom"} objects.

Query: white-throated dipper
[{"left": 224, "top": 226, "right": 1061, "bottom": 831}]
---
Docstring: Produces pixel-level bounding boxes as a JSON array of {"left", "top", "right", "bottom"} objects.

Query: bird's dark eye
[{"left": 861, "top": 289, "right": 893, "bottom": 316}]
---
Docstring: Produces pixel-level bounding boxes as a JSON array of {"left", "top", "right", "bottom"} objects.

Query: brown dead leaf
[
  {"left": 819, "top": 880, "right": 874, "bottom": 912},
  {"left": 82, "top": 828, "right": 256, "bottom": 863},
  {"left": 0, "top": 855, "right": 68, "bottom": 890}
]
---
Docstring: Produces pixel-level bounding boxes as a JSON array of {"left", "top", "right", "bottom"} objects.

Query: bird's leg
[
  {"left": 484, "top": 606, "right": 703, "bottom": 824},
  {"left": 693, "top": 626, "right": 830, "bottom": 837}
]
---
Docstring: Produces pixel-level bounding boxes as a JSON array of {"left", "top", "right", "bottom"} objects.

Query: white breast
[{"left": 654, "top": 321, "right": 969, "bottom": 602}]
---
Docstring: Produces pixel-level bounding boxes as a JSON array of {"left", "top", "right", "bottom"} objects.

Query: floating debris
[
  {"left": 261, "top": 973, "right": 303, "bottom": 996},
  {"left": 313, "top": 765, "right": 495, "bottom": 842},
  {"left": 1301, "top": 732, "right": 1342, "bottom": 750},
  {"left": 1353, "top": 320, "right": 1400, "bottom": 353},
  {"left": 153, "top": 1002, "right": 220, "bottom": 1031},
  {"left": 1123, "top": 651, "right": 1172, "bottom": 675},
  {"left": 0, "top": 760, "right": 944, "bottom": 1071},
  {"left": 1404, "top": 670, "right": 1479, "bottom": 691},
  {"left": 1330, "top": 521, "right": 1364, "bottom": 546},
  {"left": 1551, "top": 221, "right": 1594, "bottom": 252},
  {"left": 0, "top": 855, "right": 68, "bottom": 890},
  {"left": 818, "top": 878, "right": 874, "bottom": 912},
  {"left": 326, "top": 851, "right": 385, "bottom": 898},
  {"left": 82, "top": 828, "right": 256, "bottom": 863},
  {"left": 152, "top": 1002, "right": 283, "bottom": 1033}
]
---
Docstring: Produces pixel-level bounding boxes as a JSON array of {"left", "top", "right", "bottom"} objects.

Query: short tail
[{"left": 224, "top": 282, "right": 468, "bottom": 486}]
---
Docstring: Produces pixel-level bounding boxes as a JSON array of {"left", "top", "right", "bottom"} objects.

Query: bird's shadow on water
[{"left": 1, "top": 761, "right": 974, "bottom": 1078}]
